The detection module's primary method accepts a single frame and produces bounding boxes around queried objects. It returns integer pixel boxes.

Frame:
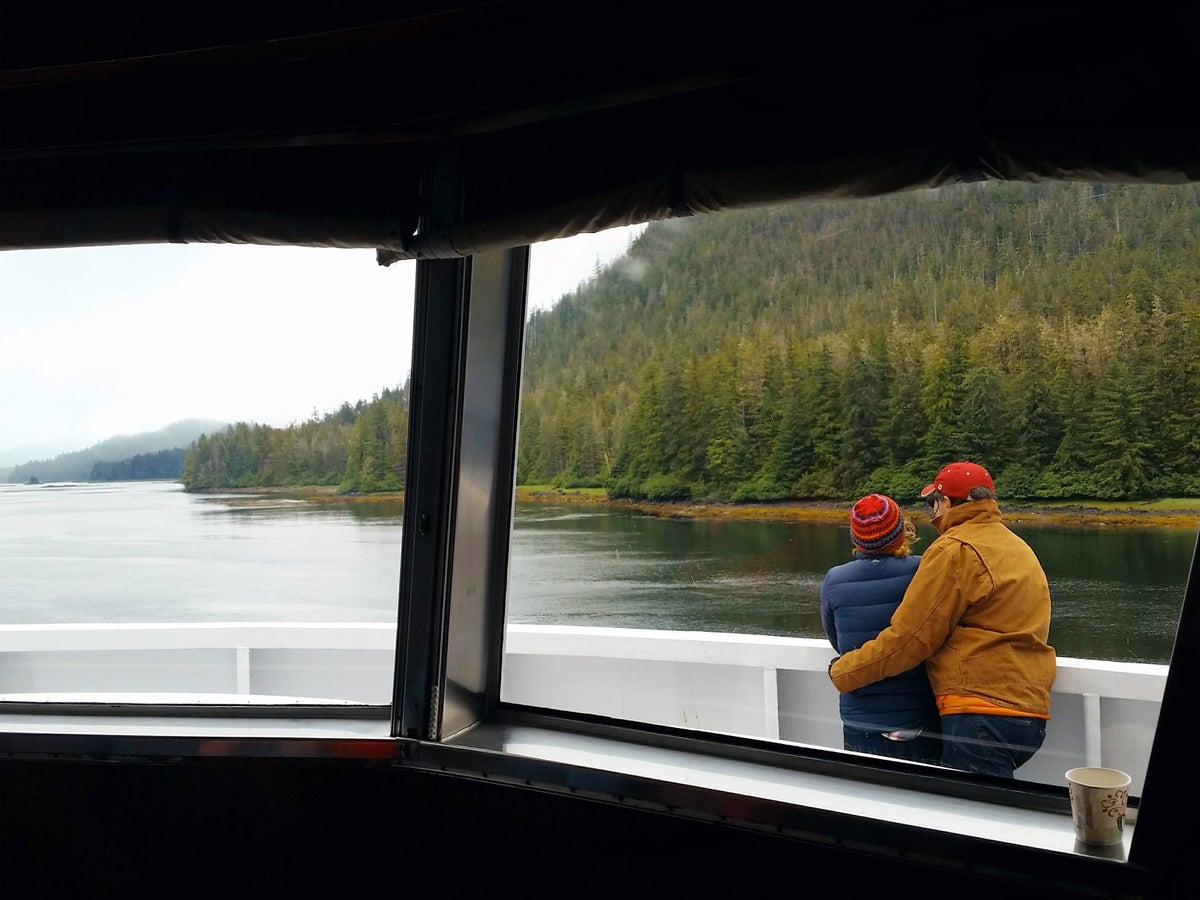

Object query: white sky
[0,225,645,464]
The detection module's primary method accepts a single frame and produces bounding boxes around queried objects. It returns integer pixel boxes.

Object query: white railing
[0,623,1166,794]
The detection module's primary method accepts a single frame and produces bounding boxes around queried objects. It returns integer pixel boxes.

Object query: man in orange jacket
[828,461,1056,778]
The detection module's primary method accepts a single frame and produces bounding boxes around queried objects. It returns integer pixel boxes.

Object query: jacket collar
[934,497,1003,535]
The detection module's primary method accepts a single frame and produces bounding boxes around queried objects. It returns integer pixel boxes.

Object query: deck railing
[0,622,1166,793]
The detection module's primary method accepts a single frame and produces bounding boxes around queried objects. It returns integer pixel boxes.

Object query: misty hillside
[516,180,1200,502]
[28,180,1197,502]
[4,418,229,484]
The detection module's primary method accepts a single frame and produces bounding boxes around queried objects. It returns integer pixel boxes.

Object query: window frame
[0,228,1192,891]
[405,237,1191,883]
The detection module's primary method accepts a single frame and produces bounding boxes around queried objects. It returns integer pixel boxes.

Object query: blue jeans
[939,713,1047,778]
[843,728,942,765]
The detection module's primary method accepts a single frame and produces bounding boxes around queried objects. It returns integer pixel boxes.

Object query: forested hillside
[90,448,189,482]
[180,386,409,493]
[517,181,1200,502]
[6,419,227,484]
[173,181,1200,502]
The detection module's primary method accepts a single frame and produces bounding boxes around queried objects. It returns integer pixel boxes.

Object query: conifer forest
[185,181,1200,502]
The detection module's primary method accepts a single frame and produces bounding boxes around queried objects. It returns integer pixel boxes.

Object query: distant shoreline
[515,489,1200,530]
[193,484,1200,530]
[516,489,1200,532]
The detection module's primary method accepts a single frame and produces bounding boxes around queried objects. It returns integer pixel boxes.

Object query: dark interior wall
[1,8,1194,898]
[1,757,812,890]
[0,757,1165,896]
[6,6,1199,255]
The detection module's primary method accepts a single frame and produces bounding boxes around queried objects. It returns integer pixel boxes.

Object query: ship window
[504,182,1196,803]
[0,181,1195,880]
[0,243,413,708]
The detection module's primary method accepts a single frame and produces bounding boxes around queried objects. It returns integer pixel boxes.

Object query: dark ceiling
[3,3,1198,258]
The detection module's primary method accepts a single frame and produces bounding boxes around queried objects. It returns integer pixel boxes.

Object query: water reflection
[507,504,1189,664]
[0,482,1186,663]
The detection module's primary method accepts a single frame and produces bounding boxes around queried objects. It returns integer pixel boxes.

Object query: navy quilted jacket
[820,553,939,733]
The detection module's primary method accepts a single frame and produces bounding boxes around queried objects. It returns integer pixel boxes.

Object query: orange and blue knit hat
[850,493,905,555]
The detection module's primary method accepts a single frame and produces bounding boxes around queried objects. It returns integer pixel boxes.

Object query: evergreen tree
[836,353,888,494]
[1087,358,1154,498]
[918,341,970,467]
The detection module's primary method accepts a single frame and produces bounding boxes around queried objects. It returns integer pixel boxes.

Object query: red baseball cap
[920,461,995,500]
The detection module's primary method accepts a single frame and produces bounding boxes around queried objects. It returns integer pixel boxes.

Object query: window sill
[0,707,1143,888]
[423,719,1145,892]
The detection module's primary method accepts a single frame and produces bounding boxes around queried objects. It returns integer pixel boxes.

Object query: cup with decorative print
[1066,766,1131,847]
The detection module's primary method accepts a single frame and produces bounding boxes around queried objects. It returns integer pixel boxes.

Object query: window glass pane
[504,184,1197,797]
[0,244,414,705]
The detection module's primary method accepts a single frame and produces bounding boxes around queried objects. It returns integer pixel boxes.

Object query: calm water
[510,504,1192,665]
[0,482,1190,664]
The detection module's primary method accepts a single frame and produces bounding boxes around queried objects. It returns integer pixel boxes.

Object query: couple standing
[821,461,1057,779]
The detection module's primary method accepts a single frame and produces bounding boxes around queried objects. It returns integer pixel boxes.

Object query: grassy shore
[514,486,1200,530]
[194,484,1200,529]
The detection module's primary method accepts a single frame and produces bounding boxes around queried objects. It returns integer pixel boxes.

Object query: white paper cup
[1066,766,1131,846]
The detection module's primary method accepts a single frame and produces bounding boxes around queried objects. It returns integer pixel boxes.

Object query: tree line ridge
[11,181,1198,504]
[518,181,1200,502]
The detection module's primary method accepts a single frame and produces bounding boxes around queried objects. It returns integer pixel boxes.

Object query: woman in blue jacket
[820,493,940,764]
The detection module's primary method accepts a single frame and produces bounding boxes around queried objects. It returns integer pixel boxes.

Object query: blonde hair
[891,518,920,557]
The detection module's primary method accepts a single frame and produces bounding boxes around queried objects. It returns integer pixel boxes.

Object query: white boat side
[0,622,1165,795]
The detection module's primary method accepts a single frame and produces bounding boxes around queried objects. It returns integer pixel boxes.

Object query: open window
[0,243,414,710]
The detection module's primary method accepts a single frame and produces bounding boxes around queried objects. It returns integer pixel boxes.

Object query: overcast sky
[0,225,645,464]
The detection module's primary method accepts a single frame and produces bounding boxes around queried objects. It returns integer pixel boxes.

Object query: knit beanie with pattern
[850,493,905,555]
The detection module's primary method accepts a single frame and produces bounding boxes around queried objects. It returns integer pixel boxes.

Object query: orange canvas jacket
[828,499,1056,717]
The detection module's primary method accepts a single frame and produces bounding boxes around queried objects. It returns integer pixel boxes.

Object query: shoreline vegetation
[197,484,1200,530]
